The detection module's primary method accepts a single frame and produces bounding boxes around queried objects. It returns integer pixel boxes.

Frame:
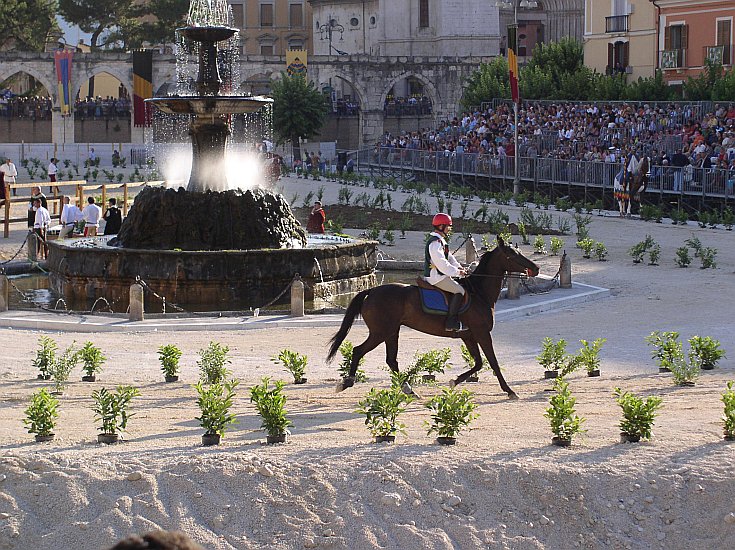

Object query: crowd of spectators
[374,101,735,193]
[333,98,360,116]
[384,95,432,117]
[74,96,131,120]
[0,96,53,120]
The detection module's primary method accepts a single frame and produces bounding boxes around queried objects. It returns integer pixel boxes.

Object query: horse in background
[614,154,649,218]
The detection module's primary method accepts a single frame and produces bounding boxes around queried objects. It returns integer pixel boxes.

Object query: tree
[461,57,510,108]
[271,74,329,162]
[525,37,584,92]
[59,0,136,50]
[138,0,190,51]
[712,67,735,101]
[0,0,57,52]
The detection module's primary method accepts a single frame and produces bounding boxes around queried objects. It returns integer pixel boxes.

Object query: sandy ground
[1,176,735,549]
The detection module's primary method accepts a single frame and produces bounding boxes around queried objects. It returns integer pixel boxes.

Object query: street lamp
[497,0,537,195]
[318,18,348,56]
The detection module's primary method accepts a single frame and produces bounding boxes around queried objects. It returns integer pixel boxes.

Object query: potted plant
[33,336,57,380]
[338,341,368,383]
[23,388,60,442]
[645,331,682,373]
[614,388,663,443]
[198,341,231,384]
[576,338,606,377]
[537,337,570,379]
[460,343,489,383]
[544,378,585,446]
[661,345,700,387]
[195,379,239,446]
[271,349,308,384]
[410,348,451,383]
[91,385,140,444]
[722,381,735,442]
[688,336,726,370]
[356,385,414,443]
[79,341,105,382]
[250,377,292,444]
[48,344,79,395]
[425,387,479,445]
[158,344,183,382]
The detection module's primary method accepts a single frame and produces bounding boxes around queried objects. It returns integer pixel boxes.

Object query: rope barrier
[134,276,186,312]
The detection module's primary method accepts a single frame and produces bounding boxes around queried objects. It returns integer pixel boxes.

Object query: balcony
[605,15,629,33]
[661,49,686,69]
[704,45,732,66]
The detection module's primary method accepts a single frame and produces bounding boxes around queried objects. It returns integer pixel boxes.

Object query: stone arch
[74,65,133,102]
[331,74,367,111]
[0,64,58,107]
[379,71,440,114]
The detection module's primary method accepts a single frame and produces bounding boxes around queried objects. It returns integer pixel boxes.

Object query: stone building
[227,0,313,55]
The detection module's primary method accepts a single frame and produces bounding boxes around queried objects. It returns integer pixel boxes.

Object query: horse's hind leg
[384,331,417,397]
[335,332,385,393]
[477,332,518,400]
[451,337,484,387]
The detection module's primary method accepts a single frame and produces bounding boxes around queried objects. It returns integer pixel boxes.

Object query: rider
[424,213,467,332]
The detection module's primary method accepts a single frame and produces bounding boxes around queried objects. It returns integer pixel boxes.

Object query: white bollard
[507,275,520,299]
[27,231,38,262]
[0,275,8,312]
[129,283,144,321]
[290,277,305,317]
[559,252,572,288]
[465,235,477,265]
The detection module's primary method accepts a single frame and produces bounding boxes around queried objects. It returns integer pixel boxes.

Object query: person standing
[671,147,689,193]
[59,196,83,239]
[47,158,58,193]
[102,197,122,235]
[306,201,326,233]
[32,198,51,259]
[0,158,18,197]
[82,196,102,236]
[27,186,47,228]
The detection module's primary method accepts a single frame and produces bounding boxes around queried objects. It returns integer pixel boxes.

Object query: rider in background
[424,213,467,332]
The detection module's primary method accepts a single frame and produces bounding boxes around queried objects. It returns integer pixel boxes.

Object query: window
[288,39,304,50]
[664,24,688,68]
[289,4,303,28]
[419,0,429,28]
[260,3,274,27]
[350,17,359,27]
[231,3,244,29]
[607,41,629,73]
[717,19,732,65]
[260,44,274,55]
[612,0,626,16]
[370,16,376,25]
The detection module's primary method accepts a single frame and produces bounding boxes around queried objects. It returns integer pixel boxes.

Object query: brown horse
[327,238,540,399]
[617,155,650,218]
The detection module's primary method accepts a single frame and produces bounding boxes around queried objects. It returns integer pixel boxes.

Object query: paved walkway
[0,281,608,333]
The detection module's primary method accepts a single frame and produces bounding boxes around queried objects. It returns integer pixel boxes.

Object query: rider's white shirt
[425,231,462,285]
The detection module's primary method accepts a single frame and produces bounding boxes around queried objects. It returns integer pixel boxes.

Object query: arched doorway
[74,71,132,142]
[0,71,53,142]
[382,74,436,139]
[320,75,364,150]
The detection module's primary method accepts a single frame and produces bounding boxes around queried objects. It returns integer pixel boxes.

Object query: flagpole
[514,100,520,195]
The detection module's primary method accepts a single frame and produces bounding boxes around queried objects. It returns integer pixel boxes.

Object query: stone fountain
[46,0,376,311]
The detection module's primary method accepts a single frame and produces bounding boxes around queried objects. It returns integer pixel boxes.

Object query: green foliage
[91,385,140,434]
[683,60,723,101]
[537,337,568,372]
[550,236,564,256]
[594,242,607,261]
[614,388,663,440]
[33,336,57,376]
[198,341,231,384]
[425,387,479,439]
[688,336,726,369]
[525,38,585,96]
[23,389,59,437]
[577,238,595,258]
[545,378,585,442]
[460,343,489,370]
[675,246,691,268]
[410,348,452,377]
[685,235,703,256]
[48,344,80,393]
[338,341,368,382]
[662,347,700,386]
[79,342,105,377]
[533,235,546,254]
[0,0,57,51]
[576,338,606,374]
[158,344,182,377]
[572,213,592,239]
[271,349,308,382]
[623,70,673,101]
[195,379,239,437]
[517,222,529,245]
[629,235,656,263]
[461,56,510,107]
[645,331,682,370]
[272,74,329,154]
[722,381,735,438]
[248,377,291,437]
[699,247,717,269]
[356,386,414,438]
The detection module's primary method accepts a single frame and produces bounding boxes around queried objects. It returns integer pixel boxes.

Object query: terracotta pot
[35,434,55,442]
[98,433,119,444]
[551,437,571,447]
[374,435,396,443]
[587,369,601,377]
[37,374,51,380]
[81,375,96,382]
[294,378,307,385]
[620,433,641,443]
[267,434,288,444]
[201,433,220,446]
[422,374,436,383]
[437,436,457,446]
[164,375,179,383]
[544,370,559,379]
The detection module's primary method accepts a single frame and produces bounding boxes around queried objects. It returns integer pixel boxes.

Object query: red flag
[508,48,520,105]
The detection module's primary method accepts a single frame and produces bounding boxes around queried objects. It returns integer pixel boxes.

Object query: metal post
[129,283,144,321]
[514,100,520,196]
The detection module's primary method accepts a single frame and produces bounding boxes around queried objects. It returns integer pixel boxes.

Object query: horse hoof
[335,377,355,393]
[401,382,419,398]
[448,379,457,388]
[508,392,519,401]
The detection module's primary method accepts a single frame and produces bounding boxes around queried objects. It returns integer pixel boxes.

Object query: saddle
[415,278,471,316]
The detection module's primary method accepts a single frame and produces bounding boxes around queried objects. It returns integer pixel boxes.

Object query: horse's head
[491,236,540,277]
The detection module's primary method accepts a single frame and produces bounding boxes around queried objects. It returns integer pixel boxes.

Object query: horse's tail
[327,288,371,362]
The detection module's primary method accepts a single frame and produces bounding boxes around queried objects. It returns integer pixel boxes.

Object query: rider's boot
[445,293,464,332]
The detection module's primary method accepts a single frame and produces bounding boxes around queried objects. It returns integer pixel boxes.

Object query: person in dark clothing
[27,186,47,228]
[103,197,123,235]
[671,148,689,192]
[306,201,326,233]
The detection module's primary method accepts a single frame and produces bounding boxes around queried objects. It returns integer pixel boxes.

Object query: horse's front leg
[477,332,518,400]
[384,331,417,397]
[451,337,484,387]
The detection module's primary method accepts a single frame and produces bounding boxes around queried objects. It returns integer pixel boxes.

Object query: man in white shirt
[82,196,102,237]
[33,198,51,259]
[59,196,83,239]
[0,158,18,197]
[47,158,58,194]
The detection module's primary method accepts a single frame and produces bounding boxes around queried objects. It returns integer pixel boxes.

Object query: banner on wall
[54,50,73,116]
[133,50,153,127]
[286,50,308,77]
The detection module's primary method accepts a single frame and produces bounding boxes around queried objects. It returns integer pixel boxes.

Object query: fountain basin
[47,237,377,312]
[147,96,272,115]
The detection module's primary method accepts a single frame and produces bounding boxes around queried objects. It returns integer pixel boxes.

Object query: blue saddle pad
[419,288,471,316]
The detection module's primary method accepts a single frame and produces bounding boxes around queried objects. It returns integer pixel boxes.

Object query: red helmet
[432,213,453,227]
